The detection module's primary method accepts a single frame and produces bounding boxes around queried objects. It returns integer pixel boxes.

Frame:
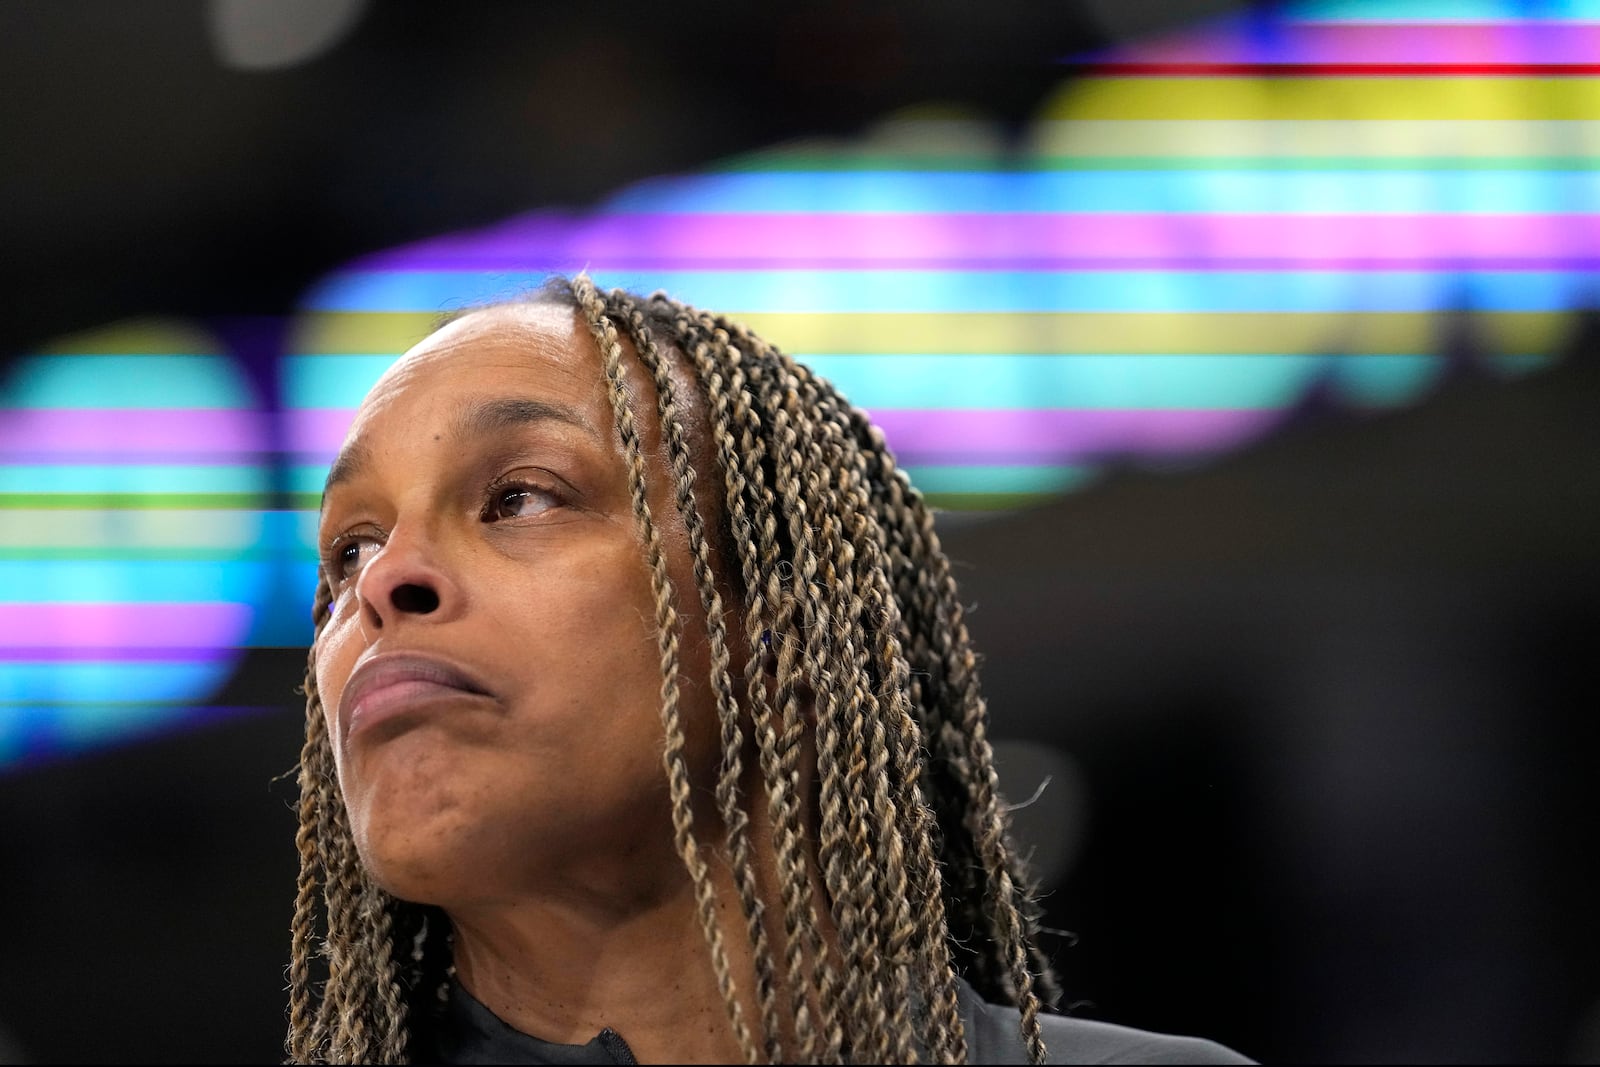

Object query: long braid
[854,414,1058,1059]
[914,494,1062,1023]
[679,304,893,1061]
[321,729,375,1061]
[288,584,333,1063]
[288,577,419,1065]
[789,365,912,1064]
[608,288,783,1064]
[367,891,409,1062]
[571,275,761,1065]
[665,301,841,1063]
[688,304,972,1063]
[799,372,967,1065]
[755,352,881,1058]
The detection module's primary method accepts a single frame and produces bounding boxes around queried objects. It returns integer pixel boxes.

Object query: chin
[353,809,484,907]
[343,765,492,905]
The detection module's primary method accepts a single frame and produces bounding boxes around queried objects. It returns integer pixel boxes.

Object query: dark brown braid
[285,275,1058,1063]
[849,407,1063,1026]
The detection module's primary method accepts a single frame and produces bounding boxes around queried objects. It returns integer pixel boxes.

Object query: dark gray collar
[418,980,637,1065]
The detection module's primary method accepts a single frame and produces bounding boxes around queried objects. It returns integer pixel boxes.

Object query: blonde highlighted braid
[285,275,1058,1064]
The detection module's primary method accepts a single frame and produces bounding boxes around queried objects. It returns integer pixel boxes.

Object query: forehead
[364,301,596,408]
[321,302,608,497]
[329,298,713,483]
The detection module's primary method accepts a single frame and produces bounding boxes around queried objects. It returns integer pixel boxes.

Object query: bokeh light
[9,0,1598,763]
[0,320,269,766]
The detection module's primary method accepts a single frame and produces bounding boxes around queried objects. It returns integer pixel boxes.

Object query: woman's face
[313,301,729,907]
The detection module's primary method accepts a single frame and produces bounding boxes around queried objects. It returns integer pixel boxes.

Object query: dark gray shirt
[418,978,1257,1065]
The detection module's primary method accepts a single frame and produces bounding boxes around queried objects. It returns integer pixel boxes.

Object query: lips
[338,651,494,739]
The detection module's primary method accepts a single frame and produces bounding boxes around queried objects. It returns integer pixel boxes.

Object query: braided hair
[286,274,1060,1064]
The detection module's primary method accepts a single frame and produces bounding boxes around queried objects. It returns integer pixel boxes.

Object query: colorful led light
[0,321,269,766]
[12,0,1596,767]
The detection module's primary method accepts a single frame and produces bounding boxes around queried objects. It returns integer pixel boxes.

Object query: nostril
[391,583,440,615]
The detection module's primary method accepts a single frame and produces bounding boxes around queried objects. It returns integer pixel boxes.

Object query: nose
[353,527,459,630]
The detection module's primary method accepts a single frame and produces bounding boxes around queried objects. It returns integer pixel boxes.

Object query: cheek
[496,547,708,780]
[311,620,361,770]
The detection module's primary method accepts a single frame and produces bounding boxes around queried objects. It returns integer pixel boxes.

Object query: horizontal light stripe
[349,213,1600,270]
[284,487,1068,522]
[284,354,397,408]
[31,319,224,357]
[742,311,1565,355]
[1037,77,1600,121]
[921,491,1063,511]
[869,408,1282,464]
[0,509,268,550]
[1,355,256,409]
[281,462,1097,504]
[1026,120,1600,162]
[301,268,1600,315]
[288,464,331,499]
[0,661,236,703]
[286,352,1437,413]
[293,509,320,550]
[1286,0,1600,21]
[299,271,547,314]
[723,151,1599,172]
[0,546,282,562]
[286,406,1279,465]
[902,464,1096,495]
[0,464,270,496]
[0,561,270,603]
[730,155,1012,172]
[0,493,273,510]
[808,353,1456,410]
[0,645,235,663]
[1078,64,1600,78]
[594,170,1600,215]
[1088,21,1600,66]
[289,310,1567,358]
[0,602,253,647]
[0,410,267,458]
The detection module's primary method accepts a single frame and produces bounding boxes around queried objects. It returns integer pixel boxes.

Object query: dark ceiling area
[0,0,1174,364]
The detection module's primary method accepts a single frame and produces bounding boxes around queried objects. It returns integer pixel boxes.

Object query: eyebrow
[320,395,602,505]
[454,395,601,448]
[322,441,370,502]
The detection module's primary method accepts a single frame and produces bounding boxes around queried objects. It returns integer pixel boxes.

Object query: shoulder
[957,983,1257,1066]
[1027,1013,1257,1066]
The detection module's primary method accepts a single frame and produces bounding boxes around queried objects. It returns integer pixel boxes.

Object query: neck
[444,813,830,1064]
[449,874,749,1064]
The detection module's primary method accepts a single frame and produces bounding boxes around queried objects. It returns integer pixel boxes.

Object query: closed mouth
[338,652,493,738]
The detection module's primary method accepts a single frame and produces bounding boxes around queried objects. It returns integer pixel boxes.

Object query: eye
[482,479,562,523]
[322,532,382,586]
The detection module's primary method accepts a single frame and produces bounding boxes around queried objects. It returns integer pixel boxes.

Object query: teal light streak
[0,561,272,603]
[1285,0,1600,20]
[290,352,1379,413]
[0,661,235,704]
[299,268,1597,315]
[596,170,1600,215]
[903,464,1096,495]
[1,355,256,409]
[0,465,271,495]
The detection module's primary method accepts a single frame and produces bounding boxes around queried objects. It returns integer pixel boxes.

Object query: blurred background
[2,0,1597,1062]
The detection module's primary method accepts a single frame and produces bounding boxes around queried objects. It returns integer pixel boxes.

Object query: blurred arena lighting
[0,320,269,766]
[205,0,371,71]
[5,0,1597,768]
